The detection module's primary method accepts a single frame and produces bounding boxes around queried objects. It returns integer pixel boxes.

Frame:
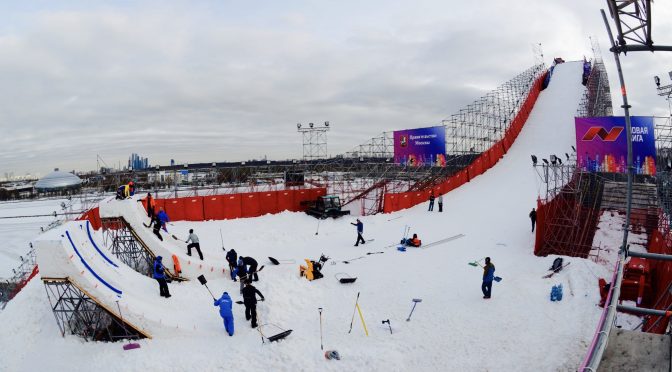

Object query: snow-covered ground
[0,199,71,279]
[0,62,620,371]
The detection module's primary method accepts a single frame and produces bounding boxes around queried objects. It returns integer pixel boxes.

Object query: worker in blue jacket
[153,256,171,298]
[157,208,170,232]
[351,219,365,246]
[214,292,234,336]
[481,257,495,299]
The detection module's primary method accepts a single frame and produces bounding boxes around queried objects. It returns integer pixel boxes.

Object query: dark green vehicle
[305,195,351,219]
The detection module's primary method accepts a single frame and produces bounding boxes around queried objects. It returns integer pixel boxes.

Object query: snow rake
[406,298,422,321]
[334,272,357,284]
[342,251,384,264]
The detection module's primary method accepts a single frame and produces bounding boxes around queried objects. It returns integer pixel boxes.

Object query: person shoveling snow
[214,292,234,336]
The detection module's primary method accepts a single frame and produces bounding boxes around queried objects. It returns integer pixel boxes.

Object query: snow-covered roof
[35,170,82,191]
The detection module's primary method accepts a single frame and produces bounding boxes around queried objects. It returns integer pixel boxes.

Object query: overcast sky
[1,1,671,178]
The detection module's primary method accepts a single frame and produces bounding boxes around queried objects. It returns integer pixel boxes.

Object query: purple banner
[393,126,446,167]
[575,116,656,175]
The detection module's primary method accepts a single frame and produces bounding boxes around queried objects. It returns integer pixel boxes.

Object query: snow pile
[0,61,614,371]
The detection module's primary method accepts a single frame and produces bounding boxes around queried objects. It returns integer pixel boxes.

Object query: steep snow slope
[0,61,611,372]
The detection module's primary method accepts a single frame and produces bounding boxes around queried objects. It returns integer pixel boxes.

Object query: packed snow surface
[0,62,616,371]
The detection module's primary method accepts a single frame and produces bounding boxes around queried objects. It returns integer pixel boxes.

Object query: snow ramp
[99,198,230,280]
[35,220,222,339]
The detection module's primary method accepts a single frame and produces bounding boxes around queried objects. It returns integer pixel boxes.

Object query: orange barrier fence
[383,72,547,213]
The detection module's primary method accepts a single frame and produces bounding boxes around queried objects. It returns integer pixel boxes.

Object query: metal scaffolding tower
[100,218,153,277]
[43,279,145,341]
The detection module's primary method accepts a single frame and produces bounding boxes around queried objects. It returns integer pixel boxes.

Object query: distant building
[129,153,150,170]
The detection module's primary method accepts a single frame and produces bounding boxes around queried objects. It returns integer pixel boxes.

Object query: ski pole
[319,307,324,350]
[348,292,360,333]
[316,219,321,236]
[220,228,225,251]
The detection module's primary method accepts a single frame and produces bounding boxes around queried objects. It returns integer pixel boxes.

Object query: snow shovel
[268,257,296,265]
[116,301,140,350]
[406,298,422,321]
[259,323,293,343]
[468,257,485,267]
[197,275,216,300]
[334,272,357,284]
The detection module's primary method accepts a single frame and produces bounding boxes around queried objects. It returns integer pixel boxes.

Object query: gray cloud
[0,1,671,177]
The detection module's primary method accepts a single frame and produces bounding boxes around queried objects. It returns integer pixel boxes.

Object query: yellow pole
[356,303,369,336]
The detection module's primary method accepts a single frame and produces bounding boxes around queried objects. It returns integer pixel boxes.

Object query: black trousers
[482,281,492,298]
[438,202,443,212]
[153,228,163,241]
[531,219,536,232]
[147,206,154,218]
[428,201,434,211]
[245,302,258,327]
[355,233,365,246]
[187,243,203,260]
[156,278,170,297]
[249,264,259,281]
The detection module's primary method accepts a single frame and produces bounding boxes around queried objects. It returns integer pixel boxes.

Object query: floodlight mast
[297,121,331,161]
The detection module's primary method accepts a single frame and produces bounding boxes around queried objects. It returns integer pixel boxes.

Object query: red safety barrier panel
[222,194,242,219]
[277,190,294,212]
[397,192,412,210]
[259,191,279,215]
[163,198,187,221]
[203,196,226,220]
[241,192,262,218]
[78,207,102,230]
[411,191,428,207]
[309,188,327,201]
[183,197,204,221]
[293,189,312,212]
[154,198,166,214]
[432,184,443,196]
[383,194,399,213]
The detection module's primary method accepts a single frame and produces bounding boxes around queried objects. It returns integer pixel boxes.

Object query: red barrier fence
[79,207,102,230]
[643,227,672,333]
[151,187,326,222]
[382,72,547,213]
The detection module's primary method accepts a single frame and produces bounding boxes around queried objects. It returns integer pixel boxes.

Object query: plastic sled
[334,272,357,284]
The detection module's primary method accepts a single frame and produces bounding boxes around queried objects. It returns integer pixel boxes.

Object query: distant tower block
[297,121,330,161]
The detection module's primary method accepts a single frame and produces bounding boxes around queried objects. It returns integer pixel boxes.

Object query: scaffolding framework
[43,279,144,341]
[576,57,614,118]
[298,123,330,161]
[100,218,153,277]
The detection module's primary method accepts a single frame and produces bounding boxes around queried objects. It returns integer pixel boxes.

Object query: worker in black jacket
[226,249,238,281]
[242,280,265,328]
[241,256,259,282]
[529,208,537,232]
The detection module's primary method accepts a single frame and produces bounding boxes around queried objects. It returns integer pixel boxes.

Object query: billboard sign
[575,116,656,175]
[393,126,446,167]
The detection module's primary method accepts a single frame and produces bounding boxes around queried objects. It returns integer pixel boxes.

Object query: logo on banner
[399,135,408,148]
[581,126,624,142]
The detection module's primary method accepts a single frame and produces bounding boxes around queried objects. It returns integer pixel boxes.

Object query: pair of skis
[542,262,571,278]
